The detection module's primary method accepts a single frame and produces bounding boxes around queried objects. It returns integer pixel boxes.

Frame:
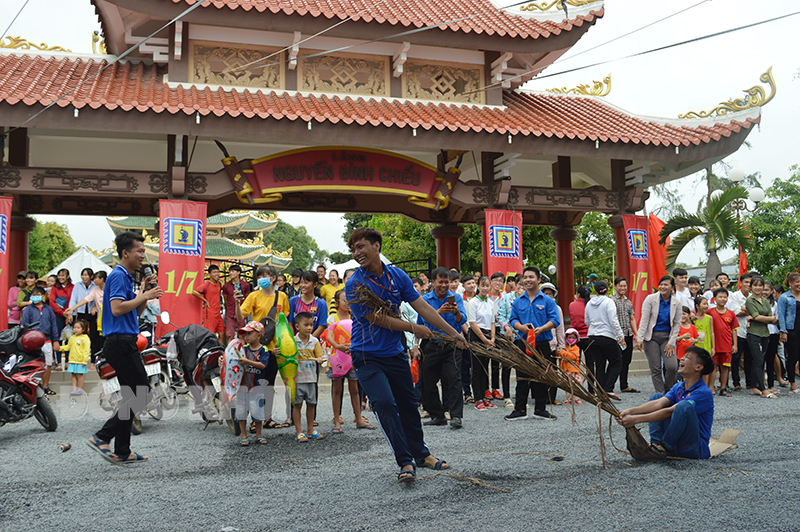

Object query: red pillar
[549,226,578,317]
[8,215,36,289]
[608,215,630,283]
[430,224,464,270]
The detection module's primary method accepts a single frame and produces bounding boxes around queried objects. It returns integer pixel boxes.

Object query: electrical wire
[469,7,800,97]
[2,0,206,138]
[1,0,30,43]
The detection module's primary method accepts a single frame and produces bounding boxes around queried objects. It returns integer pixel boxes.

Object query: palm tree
[658,187,750,285]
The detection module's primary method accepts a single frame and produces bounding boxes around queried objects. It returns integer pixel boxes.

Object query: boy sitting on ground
[294,312,325,442]
[618,346,714,459]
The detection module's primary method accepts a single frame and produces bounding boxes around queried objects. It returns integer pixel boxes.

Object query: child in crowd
[460,274,476,301]
[468,276,496,411]
[236,321,269,446]
[288,271,328,339]
[676,306,699,360]
[708,288,738,396]
[294,312,325,442]
[693,296,715,369]
[60,319,90,395]
[327,290,374,433]
[687,276,702,312]
[559,328,583,405]
[449,270,461,294]
[20,286,60,395]
[703,279,721,302]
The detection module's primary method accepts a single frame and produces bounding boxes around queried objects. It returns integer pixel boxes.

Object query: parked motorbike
[0,324,58,431]
[95,333,177,434]
[160,312,238,435]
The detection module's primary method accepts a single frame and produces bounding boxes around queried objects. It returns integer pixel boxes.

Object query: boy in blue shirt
[618,346,715,459]
[417,267,467,428]
[346,228,467,482]
[506,267,560,421]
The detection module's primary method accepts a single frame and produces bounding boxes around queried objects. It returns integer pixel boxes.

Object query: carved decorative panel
[191,41,283,89]
[403,61,484,104]
[299,52,388,96]
[0,168,21,188]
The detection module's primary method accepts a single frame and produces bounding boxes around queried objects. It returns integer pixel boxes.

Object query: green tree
[341,214,373,243]
[367,214,436,266]
[327,251,352,265]
[267,220,327,272]
[28,220,78,274]
[745,167,800,285]
[659,186,750,283]
[572,212,614,286]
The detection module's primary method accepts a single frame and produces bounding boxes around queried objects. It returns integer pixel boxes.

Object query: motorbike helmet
[136,334,148,352]
[20,330,46,352]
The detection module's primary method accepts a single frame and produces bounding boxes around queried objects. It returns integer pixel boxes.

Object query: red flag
[157,200,207,336]
[738,246,748,279]
[622,215,651,318]
[648,213,669,285]
[0,197,11,329]
[484,209,523,284]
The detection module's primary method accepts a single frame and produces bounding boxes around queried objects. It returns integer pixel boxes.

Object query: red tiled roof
[0,53,758,147]
[171,0,603,39]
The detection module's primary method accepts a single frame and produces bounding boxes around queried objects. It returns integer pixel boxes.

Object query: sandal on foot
[762,393,779,399]
[356,423,376,430]
[280,420,292,428]
[296,433,309,442]
[308,431,324,440]
[398,467,416,483]
[332,427,344,434]
[44,387,56,396]
[621,387,640,393]
[464,395,474,404]
[417,457,449,470]
[249,421,257,433]
[239,438,249,447]
[87,437,118,465]
[118,452,148,464]
[650,443,668,458]
[720,389,732,397]
[255,437,268,444]
[264,419,279,429]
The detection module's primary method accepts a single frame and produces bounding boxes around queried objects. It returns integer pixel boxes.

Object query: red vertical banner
[622,215,651,318]
[0,197,11,329]
[648,213,669,285]
[157,200,207,335]
[484,209,523,282]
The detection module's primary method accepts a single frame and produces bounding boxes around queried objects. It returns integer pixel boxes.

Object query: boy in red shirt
[708,288,739,396]
[193,264,224,341]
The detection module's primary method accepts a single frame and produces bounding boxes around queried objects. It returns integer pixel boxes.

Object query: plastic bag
[410,357,419,384]
[166,336,178,360]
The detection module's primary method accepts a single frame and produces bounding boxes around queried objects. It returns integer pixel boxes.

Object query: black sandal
[264,419,279,429]
[44,387,56,396]
[397,466,416,483]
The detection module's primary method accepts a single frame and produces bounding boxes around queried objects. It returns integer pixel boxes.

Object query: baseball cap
[17,271,26,278]
[238,321,264,335]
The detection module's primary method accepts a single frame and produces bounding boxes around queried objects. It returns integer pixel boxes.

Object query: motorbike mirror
[160,311,171,325]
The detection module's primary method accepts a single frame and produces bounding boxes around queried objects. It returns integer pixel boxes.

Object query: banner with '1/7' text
[157,200,206,335]
[622,215,652,319]
[0,197,11,329]
[484,209,523,286]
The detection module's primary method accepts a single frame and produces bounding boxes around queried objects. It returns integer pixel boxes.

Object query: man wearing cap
[541,282,565,405]
[222,265,251,345]
[8,271,26,328]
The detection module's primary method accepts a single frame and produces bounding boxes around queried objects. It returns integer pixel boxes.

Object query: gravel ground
[1,374,799,532]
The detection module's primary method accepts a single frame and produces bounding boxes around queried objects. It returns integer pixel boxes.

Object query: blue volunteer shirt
[346,263,419,357]
[102,264,139,336]
[417,290,467,335]
[654,296,672,332]
[509,289,560,342]
[664,379,714,459]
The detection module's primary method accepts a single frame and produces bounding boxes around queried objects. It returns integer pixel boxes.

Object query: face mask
[258,278,271,290]
[30,296,43,304]
[566,337,578,345]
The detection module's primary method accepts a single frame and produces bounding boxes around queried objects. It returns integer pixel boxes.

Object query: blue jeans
[648,393,703,459]
[353,350,431,469]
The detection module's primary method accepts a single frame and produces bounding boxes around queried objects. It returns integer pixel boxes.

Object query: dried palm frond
[350,282,664,463]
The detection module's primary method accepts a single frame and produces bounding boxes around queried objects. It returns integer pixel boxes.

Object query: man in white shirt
[673,268,693,311]
[725,273,753,391]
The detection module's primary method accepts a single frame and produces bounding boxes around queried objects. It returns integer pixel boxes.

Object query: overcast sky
[3,0,797,265]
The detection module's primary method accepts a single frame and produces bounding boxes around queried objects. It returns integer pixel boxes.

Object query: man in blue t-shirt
[618,346,715,459]
[87,231,162,465]
[417,267,467,428]
[346,228,467,483]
